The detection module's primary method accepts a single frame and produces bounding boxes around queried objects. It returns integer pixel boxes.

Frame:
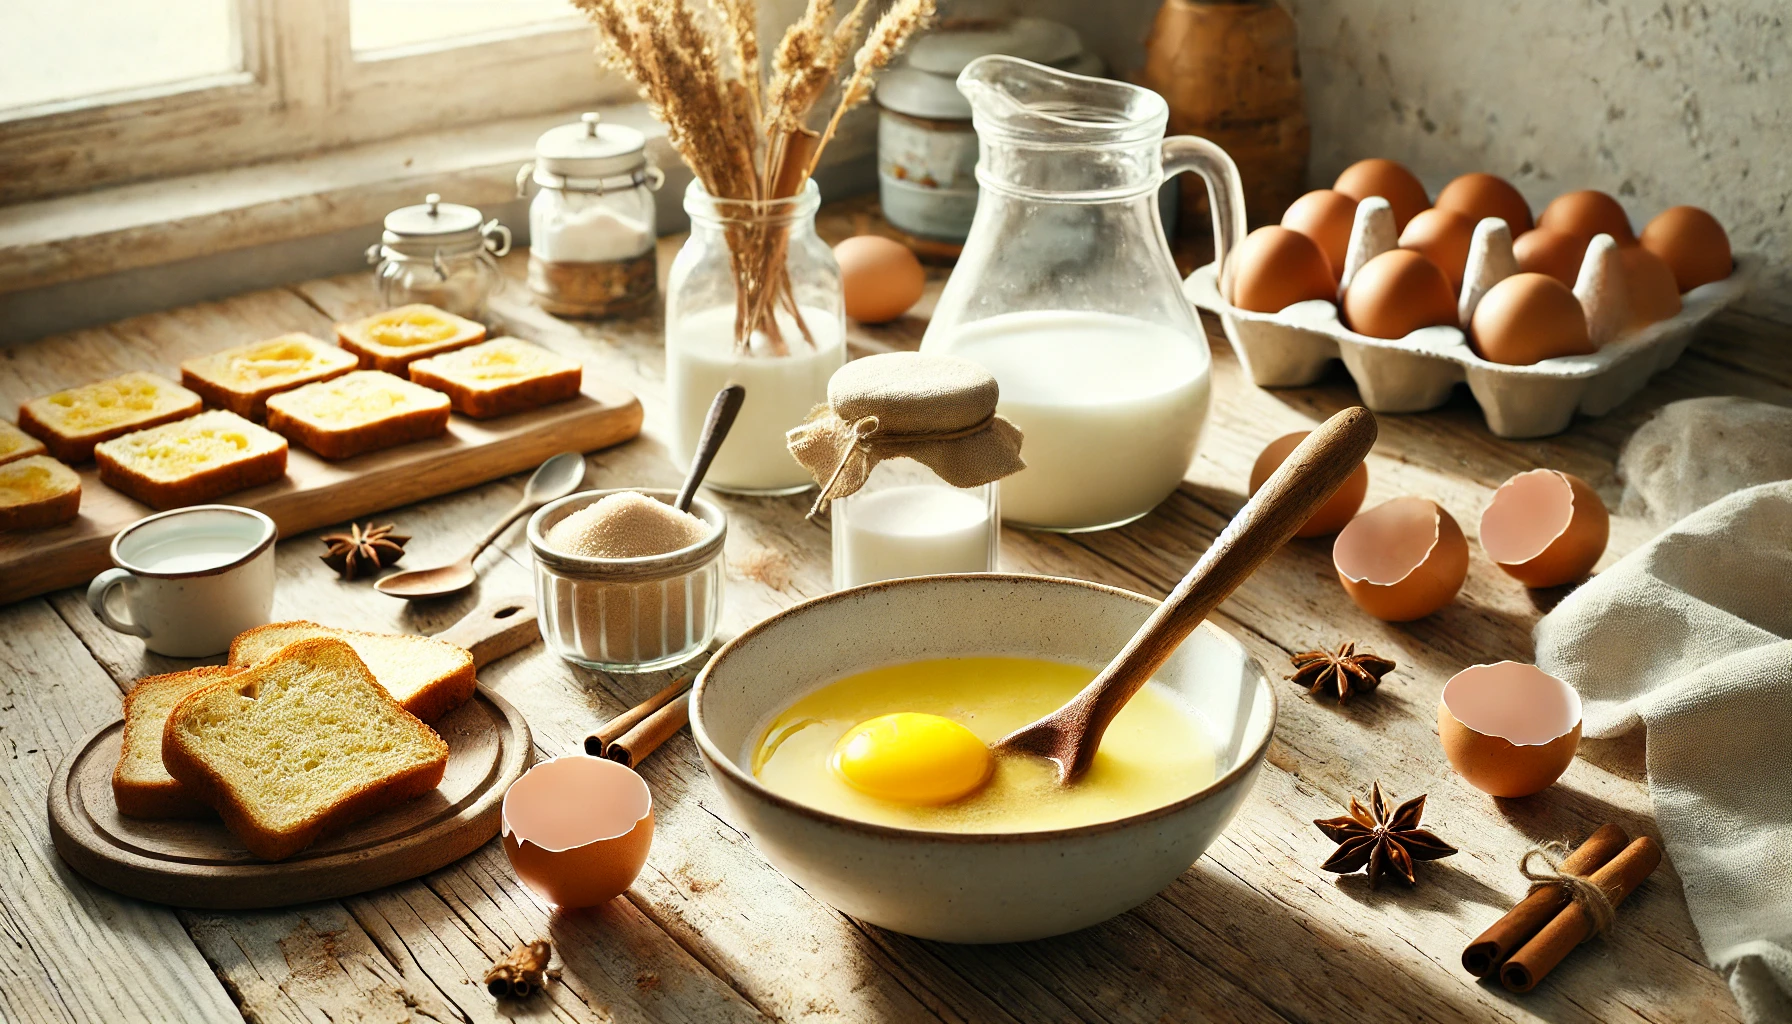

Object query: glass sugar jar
[521,112,663,318]
[367,193,511,319]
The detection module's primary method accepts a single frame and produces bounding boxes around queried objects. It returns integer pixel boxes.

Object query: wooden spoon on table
[999,405,1379,784]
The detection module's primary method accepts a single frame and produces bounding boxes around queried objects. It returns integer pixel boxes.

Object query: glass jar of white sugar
[521,112,662,318]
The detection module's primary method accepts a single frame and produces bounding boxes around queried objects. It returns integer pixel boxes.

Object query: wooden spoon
[997,406,1379,784]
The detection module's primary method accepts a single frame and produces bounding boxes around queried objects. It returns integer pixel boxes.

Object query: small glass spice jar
[367,193,511,319]
[520,112,663,318]
[528,488,726,672]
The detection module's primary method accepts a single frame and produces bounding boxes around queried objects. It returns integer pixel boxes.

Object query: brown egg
[1512,228,1590,287]
[1398,208,1476,293]
[1470,273,1593,365]
[834,235,926,324]
[1640,205,1732,292]
[1250,431,1369,537]
[1434,172,1534,234]
[1333,158,1430,231]
[1537,190,1634,245]
[1333,496,1469,621]
[1228,226,1337,313]
[1341,249,1457,339]
[1618,245,1683,328]
[1280,189,1358,284]
[1479,469,1609,587]
[1439,662,1582,797]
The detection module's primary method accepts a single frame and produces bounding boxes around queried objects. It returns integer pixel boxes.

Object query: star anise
[1287,641,1395,703]
[320,521,408,580]
[1315,782,1456,887]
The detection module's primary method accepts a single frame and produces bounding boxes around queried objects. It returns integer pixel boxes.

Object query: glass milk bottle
[833,461,998,589]
[665,180,845,495]
[920,55,1247,532]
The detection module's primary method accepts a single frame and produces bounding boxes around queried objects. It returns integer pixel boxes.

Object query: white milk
[834,484,995,588]
[668,305,845,494]
[934,310,1211,531]
[134,533,259,574]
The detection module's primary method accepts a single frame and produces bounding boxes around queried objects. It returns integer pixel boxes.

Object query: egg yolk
[830,713,992,805]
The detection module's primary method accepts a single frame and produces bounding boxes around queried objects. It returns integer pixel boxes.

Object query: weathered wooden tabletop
[3,195,1779,1024]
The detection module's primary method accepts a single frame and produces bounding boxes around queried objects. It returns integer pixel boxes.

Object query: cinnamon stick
[768,127,819,200]
[606,690,691,768]
[1461,823,1630,976]
[583,677,691,757]
[1500,835,1662,992]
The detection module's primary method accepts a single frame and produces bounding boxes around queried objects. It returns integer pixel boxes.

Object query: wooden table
[3,195,1778,1024]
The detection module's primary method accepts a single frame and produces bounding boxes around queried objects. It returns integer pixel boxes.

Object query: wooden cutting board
[47,596,541,909]
[0,379,642,604]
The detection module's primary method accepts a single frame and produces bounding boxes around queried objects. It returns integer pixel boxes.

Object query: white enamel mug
[86,505,277,657]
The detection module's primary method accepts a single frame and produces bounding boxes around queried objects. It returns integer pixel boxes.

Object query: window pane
[351,0,581,52]
[0,0,238,112]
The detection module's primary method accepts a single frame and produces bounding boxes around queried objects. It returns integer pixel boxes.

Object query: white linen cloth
[1534,481,1792,1023]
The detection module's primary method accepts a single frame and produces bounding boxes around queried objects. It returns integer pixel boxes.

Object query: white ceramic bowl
[691,574,1276,943]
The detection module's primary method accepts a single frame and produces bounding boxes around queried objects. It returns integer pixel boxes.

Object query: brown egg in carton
[1185,184,1755,438]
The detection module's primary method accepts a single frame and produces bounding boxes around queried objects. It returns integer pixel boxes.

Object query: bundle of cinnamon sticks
[584,676,693,768]
[1462,823,1662,991]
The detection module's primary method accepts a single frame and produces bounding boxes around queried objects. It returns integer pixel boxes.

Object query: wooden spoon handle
[433,593,540,668]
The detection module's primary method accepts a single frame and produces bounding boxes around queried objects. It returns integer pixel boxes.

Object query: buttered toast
[18,372,203,462]
[264,370,451,460]
[0,420,46,467]
[229,621,475,723]
[181,333,358,421]
[94,409,289,510]
[162,637,449,861]
[408,337,583,419]
[336,304,485,374]
[0,455,81,531]
[114,666,241,818]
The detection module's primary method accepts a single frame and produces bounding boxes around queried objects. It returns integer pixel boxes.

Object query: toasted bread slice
[229,621,475,723]
[18,372,203,463]
[0,455,81,531]
[181,333,358,421]
[264,370,451,460]
[0,420,46,467]
[114,666,242,818]
[336,304,486,374]
[163,637,449,861]
[94,410,289,510]
[408,338,583,419]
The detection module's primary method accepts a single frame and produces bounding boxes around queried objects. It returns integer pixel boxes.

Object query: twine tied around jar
[787,352,1025,518]
[1519,841,1618,936]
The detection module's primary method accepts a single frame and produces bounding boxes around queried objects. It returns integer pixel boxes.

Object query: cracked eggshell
[1439,662,1582,798]
[1479,469,1609,588]
[1250,431,1368,537]
[502,754,654,908]
[1333,496,1468,621]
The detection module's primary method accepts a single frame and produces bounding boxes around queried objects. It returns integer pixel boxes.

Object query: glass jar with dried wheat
[666,179,844,494]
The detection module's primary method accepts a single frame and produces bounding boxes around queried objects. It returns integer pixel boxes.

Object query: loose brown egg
[1280,189,1358,284]
[1618,245,1683,328]
[1640,205,1732,292]
[1479,469,1609,587]
[1228,226,1337,313]
[1398,208,1476,293]
[1434,172,1534,234]
[1250,431,1369,537]
[1341,249,1457,339]
[1470,273,1593,365]
[1439,662,1582,798]
[1537,190,1634,245]
[834,235,926,324]
[1333,158,1430,231]
[1333,496,1469,621]
[1513,228,1590,288]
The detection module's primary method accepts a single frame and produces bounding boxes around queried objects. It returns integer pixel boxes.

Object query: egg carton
[1182,197,1756,438]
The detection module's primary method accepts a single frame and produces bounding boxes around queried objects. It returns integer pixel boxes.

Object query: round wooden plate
[48,685,532,909]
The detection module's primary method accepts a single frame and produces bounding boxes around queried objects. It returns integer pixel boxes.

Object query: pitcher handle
[1162,136,1248,299]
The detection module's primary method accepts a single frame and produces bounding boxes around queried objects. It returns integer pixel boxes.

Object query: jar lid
[535,112,648,178]
[383,193,485,242]
[876,18,1084,120]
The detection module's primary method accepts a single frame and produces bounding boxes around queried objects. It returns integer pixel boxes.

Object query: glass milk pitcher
[920,55,1246,532]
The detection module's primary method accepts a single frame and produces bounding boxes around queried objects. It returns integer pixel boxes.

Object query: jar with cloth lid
[366,193,511,319]
[520,112,663,318]
[787,352,1025,590]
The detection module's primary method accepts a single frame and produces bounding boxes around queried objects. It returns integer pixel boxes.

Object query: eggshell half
[1479,469,1609,588]
[1334,496,1469,621]
[1439,662,1582,797]
[502,755,654,908]
[1250,431,1369,537]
